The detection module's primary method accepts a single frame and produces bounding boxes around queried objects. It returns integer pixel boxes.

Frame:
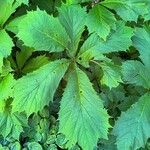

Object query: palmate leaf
[17,9,69,52]
[86,4,116,40]
[113,93,150,150]
[59,65,110,150]
[132,26,150,67]
[58,4,87,56]
[101,0,147,21]
[0,30,14,73]
[122,60,150,89]
[12,59,69,116]
[77,21,133,65]
[77,22,132,88]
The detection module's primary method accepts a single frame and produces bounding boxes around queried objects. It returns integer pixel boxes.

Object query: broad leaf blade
[101,0,147,21]
[0,111,27,139]
[122,60,150,89]
[13,59,69,115]
[98,21,133,53]
[86,4,116,40]
[77,21,133,68]
[0,74,15,101]
[77,33,108,68]
[58,4,87,56]
[17,9,69,52]
[132,26,150,67]
[113,93,150,150]
[0,30,14,72]
[59,65,110,150]
[0,0,28,26]
[101,62,122,89]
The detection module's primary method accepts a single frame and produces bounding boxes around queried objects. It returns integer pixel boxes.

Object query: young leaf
[132,26,150,67]
[86,4,116,40]
[59,65,110,150]
[101,0,147,21]
[113,93,150,150]
[58,4,87,56]
[17,9,69,52]
[122,60,150,89]
[12,59,69,116]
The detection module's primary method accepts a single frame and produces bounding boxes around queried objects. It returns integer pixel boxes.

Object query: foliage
[0,0,150,150]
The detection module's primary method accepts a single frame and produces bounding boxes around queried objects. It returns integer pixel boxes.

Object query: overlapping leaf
[0,0,28,26]
[13,59,69,115]
[101,0,147,21]
[77,21,133,65]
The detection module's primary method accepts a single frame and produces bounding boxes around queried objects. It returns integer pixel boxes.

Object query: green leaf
[66,0,93,5]
[59,65,110,150]
[22,55,49,73]
[27,142,42,150]
[30,0,61,14]
[0,98,27,139]
[0,74,15,101]
[6,15,26,34]
[86,4,116,40]
[98,21,133,53]
[101,0,147,21]
[12,59,69,115]
[100,62,122,89]
[132,26,150,67]
[17,9,69,52]
[77,22,133,67]
[58,4,87,56]
[0,0,28,26]
[113,93,150,150]
[0,30,14,72]
[77,33,109,68]
[0,112,27,139]
[9,141,21,150]
[16,47,33,70]
[122,60,150,89]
